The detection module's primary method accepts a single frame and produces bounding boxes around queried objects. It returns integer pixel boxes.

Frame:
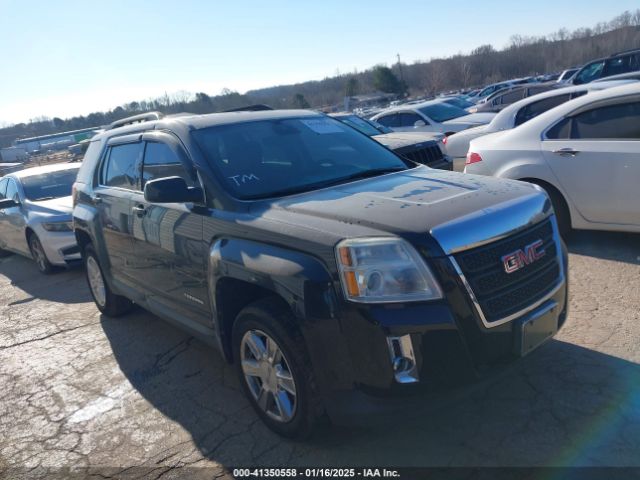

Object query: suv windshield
[21,168,79,201]
[418,103,468,122]
[192,116,409,199]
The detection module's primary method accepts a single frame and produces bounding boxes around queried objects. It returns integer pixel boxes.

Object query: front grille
[402,143,444,166]
[454,218,560,323]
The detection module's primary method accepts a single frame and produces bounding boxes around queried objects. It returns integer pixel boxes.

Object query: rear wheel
[29,234,55,274]
[526,181,571,239]
[84,244,132,316]
[232,298,324,438]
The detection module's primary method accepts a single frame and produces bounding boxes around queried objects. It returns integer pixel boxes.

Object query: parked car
[468,83,556,113]
[465,83,640,236]
[557,68,579,84]
[371,100,496,136]
[73,110,568,438]
[466,80,520,102]
[440,96,476,111]
[446,80,635,165]
[331,113,451,170]
[0,163,81,273]
[572,48,640,85]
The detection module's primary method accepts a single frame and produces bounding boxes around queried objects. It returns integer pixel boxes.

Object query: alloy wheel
[86,256,107,307]
[30,237,47,272]
[240,329,297,423]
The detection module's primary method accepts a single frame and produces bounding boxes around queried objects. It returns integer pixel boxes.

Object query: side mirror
[414,120,426,127]
[0,198,18,210]
[144,177,204,204]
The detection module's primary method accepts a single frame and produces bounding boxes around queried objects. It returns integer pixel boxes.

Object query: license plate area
[514,300,558,356]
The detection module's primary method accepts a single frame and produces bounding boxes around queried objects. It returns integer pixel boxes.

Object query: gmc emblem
[501,239,546,274]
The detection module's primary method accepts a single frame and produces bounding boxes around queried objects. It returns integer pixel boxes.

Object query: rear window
[418,103,467,122]
[22,168,80,201]
[571,102,640,139]
[514,94,571,127]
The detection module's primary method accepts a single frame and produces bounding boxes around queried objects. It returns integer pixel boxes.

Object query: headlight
[41,221,73,232]
[335,237,443,303]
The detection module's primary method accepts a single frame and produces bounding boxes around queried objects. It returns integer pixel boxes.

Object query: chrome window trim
[449,214,566,329]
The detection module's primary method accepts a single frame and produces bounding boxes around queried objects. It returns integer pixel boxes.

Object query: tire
[28,233,55,274]
[83,244,132,317]
[232,297,324,438]
[526,181,571,239]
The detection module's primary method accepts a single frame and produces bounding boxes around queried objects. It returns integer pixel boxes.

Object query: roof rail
[610,47,640,57]
[108,112,164,130]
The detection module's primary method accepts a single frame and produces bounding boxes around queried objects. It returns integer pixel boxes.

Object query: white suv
[464,83,640,236]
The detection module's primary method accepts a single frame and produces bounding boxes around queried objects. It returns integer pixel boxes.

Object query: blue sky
[0,0,637,124]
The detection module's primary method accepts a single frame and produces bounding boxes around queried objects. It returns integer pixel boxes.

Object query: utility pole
[396,53,405,83]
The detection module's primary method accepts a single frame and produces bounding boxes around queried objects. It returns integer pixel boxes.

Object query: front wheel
[84,244,132,316]
[232,298,324,438]
[29,233,55,274]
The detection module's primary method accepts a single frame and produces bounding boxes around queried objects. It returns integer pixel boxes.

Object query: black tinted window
[142,142,193,188]
[571,102,640,139]
[515,94,571,126]
[604,55,634,76]
[376,114,399,127]
[399,113,425,127]
[546,118,571,139]
[21,168,79,201]
[102,143,142,189]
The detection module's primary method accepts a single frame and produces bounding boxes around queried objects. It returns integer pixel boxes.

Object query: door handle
[552,148,580,157]
[132,205,147,217]
[90,194,102,204]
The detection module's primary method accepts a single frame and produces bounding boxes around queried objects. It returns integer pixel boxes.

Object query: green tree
[372,65,405,94]
[292,93,310,108]
[345,77,359,97]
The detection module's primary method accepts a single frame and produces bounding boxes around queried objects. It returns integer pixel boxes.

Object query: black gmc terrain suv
[73,110,568,437]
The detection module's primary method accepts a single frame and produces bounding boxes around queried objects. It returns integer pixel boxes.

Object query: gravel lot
[1,230,639,478]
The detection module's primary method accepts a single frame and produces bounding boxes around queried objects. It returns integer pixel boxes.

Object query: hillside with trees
[1,10,639,148]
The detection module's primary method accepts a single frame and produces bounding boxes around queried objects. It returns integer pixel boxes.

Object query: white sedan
[370,100,496,136]
[0,163,81,273]
[446,80,636,169]
[464,83,640,236]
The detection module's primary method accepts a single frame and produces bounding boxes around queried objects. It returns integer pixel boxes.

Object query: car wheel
[28,234,55,274]
[84,244,132,316]
[232,297,325,438]
[534,184,571,239]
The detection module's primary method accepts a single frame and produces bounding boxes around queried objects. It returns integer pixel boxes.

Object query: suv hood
[26,196,73,216]
[252,167,544,249]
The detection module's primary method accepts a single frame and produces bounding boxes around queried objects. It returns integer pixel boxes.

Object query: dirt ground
[0,230,639,479]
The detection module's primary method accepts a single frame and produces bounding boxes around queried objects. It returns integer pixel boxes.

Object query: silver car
[0,163,81,273]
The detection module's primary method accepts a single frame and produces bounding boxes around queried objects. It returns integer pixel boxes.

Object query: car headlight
[335,237,443,303]
[41,221,73,232]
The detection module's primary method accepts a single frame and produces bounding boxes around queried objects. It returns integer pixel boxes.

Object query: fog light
[387,335,419,384]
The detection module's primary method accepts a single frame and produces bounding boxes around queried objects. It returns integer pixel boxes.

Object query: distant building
[14,127,100,153]
[0,146,28,162]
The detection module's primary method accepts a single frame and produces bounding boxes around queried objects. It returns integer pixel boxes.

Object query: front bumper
[34,227,81,266]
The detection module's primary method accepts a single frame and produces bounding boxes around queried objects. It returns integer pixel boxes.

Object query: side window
[545,118,571,140]
[515,94,571,127]
[101,142,143,190]
[399,112,426,127]
[571,102,640,139]
[376,114,400,128]
[501,90,525,104]
[574,61,605,84]
[0,179,8,199]
[142,142,194,188]
[5,179,19,202]
[604,56,633,77]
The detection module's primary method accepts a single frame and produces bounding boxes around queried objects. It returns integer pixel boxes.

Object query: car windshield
[192,116,409,200]
[21,168,79,201]
[418,103,468,123]
[444,97,474,109]
[336,115,385,136]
